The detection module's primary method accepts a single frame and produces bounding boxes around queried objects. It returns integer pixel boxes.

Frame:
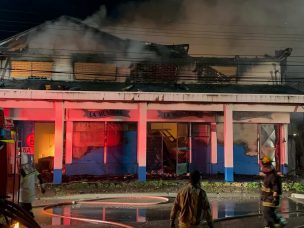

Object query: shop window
[11,61,53,79]
[72,122,105,159]
[234,123,260,175]
[131,63,177,83]
[234,123,258,156]
[74,62,117,81]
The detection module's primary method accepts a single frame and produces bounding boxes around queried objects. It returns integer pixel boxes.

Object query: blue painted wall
[122,130,137,174]
[233,144,259,175]
[191,137,209,173]
[211,143,259,175]
[211,144,224,174]
[66,147,105,176]
[66,130,137,176]
[106,130,137,175]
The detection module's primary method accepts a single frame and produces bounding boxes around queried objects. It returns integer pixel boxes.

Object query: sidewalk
[290,193,304,205]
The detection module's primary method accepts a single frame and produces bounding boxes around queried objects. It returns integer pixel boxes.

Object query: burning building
[0,16,302,184]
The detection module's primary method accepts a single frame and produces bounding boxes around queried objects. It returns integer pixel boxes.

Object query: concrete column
[65,121,73,165]
[210,123,217,174]
[3,108,10,119]
[280,124,288,174]
[211,201,218,220]
[224,104,234,182]
[52,208,62,225]
[136,208,146,222]
[104,122,108,165]
[189,123,192,171]
[102,208,106,221]
[137,103,147,181]
[63,206,71,225]
[54,102,64,184]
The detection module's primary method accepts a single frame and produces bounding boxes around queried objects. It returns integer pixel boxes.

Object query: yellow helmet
[261,155,272,165]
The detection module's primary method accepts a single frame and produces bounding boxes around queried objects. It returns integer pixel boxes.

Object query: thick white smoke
[82,0,304,82]
[20,0,304,82]
[83,1,303,55]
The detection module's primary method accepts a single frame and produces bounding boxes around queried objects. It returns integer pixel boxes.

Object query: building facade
[0,17,303,184]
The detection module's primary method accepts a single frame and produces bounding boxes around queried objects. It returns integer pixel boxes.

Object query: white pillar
[189,123,192,164]
[224,104,233,182]
[104,122,108,165]
[137,103,147,181]
[280,124,288,174]
[54,102,64,184]
[210,123,217,173]
[65,121,73,165]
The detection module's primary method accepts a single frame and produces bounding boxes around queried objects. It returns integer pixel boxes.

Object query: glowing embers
[11,222,20,228]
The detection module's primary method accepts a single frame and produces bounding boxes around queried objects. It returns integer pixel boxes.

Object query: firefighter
[260,155,287,228]
[170,170,213,228]
[19,153,45,217]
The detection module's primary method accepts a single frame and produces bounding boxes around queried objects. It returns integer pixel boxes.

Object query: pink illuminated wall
[72,122,105,159]
[72,122,123,159]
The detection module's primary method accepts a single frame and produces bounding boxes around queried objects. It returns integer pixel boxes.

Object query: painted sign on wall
[85,110,130,118]
[26,133,35,147]
[66,109,137,121]
[148,110,216,122]
[21,147,34,154]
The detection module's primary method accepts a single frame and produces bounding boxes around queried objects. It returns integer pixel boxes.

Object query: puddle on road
[43,198,304,227]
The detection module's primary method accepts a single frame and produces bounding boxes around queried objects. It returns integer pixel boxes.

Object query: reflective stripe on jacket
[260,169,282,208]
[170,183,212,227]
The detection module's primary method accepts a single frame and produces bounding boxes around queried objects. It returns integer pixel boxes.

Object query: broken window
[11,61,53,79]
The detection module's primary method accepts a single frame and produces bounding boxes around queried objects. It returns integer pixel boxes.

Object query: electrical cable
[1,47,290,58]
[0,66,301,83]
[2,21,304,41]
[1,26,304,42]
[0,52,298,65]
[1,12,304,32]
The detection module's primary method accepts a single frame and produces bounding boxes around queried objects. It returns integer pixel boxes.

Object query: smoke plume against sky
[3,0,304,79]
[85,0,304,57]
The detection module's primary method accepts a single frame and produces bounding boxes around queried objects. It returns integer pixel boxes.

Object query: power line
[1,49,300,62]
[0,8,42,15]
[2,17,304,41]
[2,18,304,39]
[0,47,298,58]
[1,8,304,31]
[1,66,304,83]
[0,18,42,25]
[1,25,303,42]
[0,53,297,66]
[0,40,298,53]
[2,53,304,71]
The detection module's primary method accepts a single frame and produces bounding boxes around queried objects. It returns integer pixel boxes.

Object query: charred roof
[0,79,302,94]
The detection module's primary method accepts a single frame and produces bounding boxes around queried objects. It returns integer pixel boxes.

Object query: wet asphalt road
[33,197,304,228]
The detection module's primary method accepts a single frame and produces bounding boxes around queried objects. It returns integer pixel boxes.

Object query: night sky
[0,0,135,40]
[2,0,304,66]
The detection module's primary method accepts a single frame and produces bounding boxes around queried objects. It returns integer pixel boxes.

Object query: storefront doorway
[66,122,137,176]
[258,124,281,170]
[147,122,210,176]
[14,121,55,181]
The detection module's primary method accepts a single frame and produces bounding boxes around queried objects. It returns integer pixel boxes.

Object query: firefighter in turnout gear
[260,155,287,228]
[170,170,213,228]
[19,153,45,217]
